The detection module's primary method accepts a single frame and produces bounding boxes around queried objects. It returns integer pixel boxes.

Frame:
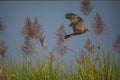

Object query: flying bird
[64,13,89,39]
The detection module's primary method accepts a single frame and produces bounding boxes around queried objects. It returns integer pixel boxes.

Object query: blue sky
[0,1,120,63]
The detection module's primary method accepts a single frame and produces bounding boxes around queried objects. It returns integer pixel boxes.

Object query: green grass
[0,51,120,80]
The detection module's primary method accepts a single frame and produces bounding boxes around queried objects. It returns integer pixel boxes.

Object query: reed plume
[21,16,46,50]
[21,17,34,57]
[91,12,106,37]
[21,17,34,39]
[55,24,71,56]
[32,16,46,48]
[80,0,93,15]
[91,12,106,53]
[55,24,67,46]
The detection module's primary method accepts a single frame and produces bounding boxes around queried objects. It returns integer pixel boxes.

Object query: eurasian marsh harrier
[64,13,89,39]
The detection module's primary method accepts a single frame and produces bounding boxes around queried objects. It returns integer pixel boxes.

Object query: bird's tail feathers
[64,33,74,39]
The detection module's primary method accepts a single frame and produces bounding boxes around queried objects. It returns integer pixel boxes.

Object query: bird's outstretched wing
[65,13,84,32]
[65,13,83,24]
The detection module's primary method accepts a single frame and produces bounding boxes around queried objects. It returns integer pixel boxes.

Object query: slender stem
[87,15,94,80]
[87,16,92,54]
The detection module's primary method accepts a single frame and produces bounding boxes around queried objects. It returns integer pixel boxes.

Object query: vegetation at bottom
[0,51,120,80]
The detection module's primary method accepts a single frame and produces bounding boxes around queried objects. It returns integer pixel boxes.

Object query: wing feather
[65,13,83,23]
[65,13,84,32]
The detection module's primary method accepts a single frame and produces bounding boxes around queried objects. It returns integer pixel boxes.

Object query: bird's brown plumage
[64,13,89,39]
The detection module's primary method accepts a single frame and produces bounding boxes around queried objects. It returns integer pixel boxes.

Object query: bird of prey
[64,13,89,39]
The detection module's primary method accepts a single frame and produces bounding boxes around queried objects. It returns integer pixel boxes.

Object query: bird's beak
[87,29,89,32]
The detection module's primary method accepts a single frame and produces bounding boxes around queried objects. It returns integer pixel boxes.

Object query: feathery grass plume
[21,16,46,65]
[80,0,93,15]
[55,24,71,56]
[0,39,7,58]
[21,17,33,54]
[113,33,120,53]
[32,16,41,40]
[91,12,106,53]
[55,24,67,46]
[32,17,46,68]
[84,37,94,54]
[21,16,46,49]
[91,12,106,36]
[32,16,46,48]
[21,16,34,39]
[21,17,35,63]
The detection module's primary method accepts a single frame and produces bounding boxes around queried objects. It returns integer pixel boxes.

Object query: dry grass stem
[79,49,86,64]
[113,33,120,53]
[0,17,5,32]
[21,37,33,57]
[0,39,7,58]
[48,51,56,64]
[84,37,94,54]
